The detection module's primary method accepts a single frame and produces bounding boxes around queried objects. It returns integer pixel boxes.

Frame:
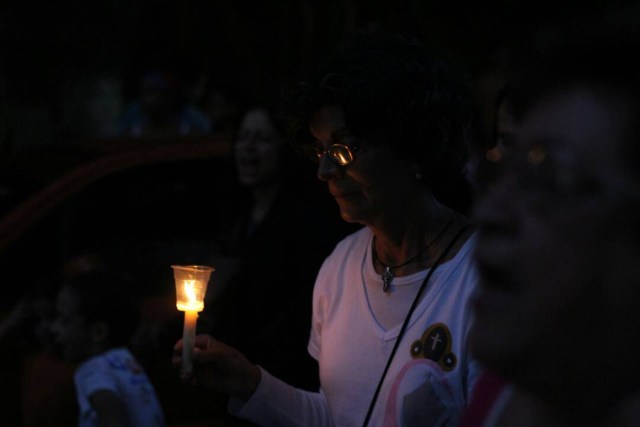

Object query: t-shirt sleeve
[74,357,119,418]
[229,366,334,427]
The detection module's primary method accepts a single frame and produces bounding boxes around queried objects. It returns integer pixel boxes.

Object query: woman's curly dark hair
[285,31,473,195]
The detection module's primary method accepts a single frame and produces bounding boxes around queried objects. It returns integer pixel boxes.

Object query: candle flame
[185,280,197,302]
[177,280,204,312]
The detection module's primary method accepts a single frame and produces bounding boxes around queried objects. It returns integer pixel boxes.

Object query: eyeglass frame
[310,143,360,166]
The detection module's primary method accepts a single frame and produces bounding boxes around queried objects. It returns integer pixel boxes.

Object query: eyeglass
[312,143,359,166]
[485,144,601,199]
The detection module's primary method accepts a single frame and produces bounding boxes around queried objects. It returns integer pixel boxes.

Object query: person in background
[463,18,640,427]
[118,70,211,139]
[173,31,481,426]
[51,265,165,426]
[0,253,109,426]
[196,101,356,426]
[0,276,75,426]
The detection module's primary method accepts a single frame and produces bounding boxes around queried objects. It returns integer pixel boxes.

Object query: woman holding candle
[174,31,481,426]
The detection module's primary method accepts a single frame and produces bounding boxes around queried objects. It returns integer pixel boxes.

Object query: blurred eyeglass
[312,143,359,166]
[485,143,602,199]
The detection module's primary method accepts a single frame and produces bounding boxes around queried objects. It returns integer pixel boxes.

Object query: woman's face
[470,87,640,405]
[235,109,284,188]
[309,106,419,226]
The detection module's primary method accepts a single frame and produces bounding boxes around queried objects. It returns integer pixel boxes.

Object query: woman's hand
[173,334,261,401]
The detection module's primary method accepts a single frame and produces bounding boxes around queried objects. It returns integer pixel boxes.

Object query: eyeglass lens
[316,144,355,166]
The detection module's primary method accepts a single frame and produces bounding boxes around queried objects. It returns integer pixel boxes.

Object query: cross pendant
[382,267,394,292]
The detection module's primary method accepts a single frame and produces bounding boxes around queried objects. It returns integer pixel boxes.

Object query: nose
[317,154,341,181]
[236,137,257,151]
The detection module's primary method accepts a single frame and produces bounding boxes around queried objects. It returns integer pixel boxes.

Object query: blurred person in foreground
[173,31,481,426]
[464,19,640,427]
[51,266,165,426]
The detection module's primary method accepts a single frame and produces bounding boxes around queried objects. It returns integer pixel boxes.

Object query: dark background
[2,0,638,154]
[1,0,638,293]
[1,0,638,300]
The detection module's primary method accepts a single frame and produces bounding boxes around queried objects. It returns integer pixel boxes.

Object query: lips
[328,182,359,199]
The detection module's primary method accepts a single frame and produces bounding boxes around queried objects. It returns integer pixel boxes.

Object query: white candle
[182,309,198,373]
[179,279,202,374]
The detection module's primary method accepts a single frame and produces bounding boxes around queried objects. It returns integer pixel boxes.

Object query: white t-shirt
[74,347,165,427]
[233,227,480,426]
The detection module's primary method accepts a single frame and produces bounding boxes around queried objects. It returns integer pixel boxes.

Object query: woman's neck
[371,195,453,260]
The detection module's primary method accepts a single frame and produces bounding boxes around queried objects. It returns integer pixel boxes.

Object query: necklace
[373,212,456,292]
[362,224,470,427]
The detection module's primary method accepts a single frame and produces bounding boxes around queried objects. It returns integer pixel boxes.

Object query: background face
[234,109,284,188]
[469,87,640,403]
[51,287,92,363]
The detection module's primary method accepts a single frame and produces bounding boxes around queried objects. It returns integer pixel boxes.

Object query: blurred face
[51,287,91,363]
[235,109,284,188]
[470,87,640,405]
[309,106,419,225]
